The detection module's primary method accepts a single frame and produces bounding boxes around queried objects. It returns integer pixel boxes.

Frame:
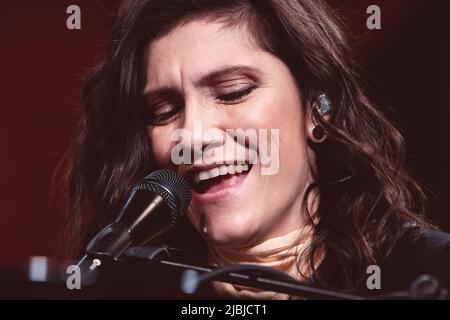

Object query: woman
[58,0,450,299]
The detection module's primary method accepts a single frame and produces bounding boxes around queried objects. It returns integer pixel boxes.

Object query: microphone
[76,169,191,285]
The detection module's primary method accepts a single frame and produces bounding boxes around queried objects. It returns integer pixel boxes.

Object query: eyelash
[216,86,256,104]
[146,102,181,126]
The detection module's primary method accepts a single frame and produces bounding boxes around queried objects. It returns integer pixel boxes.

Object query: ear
[306,96,331,144]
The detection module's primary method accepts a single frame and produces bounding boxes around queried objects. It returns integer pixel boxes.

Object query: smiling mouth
[190,164,253,194]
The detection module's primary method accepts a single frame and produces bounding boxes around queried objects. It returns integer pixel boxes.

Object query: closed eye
[147,102,181,125]
[216,86,256,104]
[143,92,184,126]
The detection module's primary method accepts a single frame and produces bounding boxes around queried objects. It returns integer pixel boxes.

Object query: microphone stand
[124,246,364,300]
[123,246,448,300]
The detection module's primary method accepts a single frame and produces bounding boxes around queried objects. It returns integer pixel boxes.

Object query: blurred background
[0,0,448,264]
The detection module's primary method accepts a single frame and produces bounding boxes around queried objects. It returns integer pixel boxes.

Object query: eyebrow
[143,65,263,98]
[196,65,263,86]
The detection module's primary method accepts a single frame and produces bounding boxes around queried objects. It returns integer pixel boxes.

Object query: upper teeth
[195,164,250,183]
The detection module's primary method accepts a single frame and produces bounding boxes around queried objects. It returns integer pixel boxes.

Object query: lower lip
[192,169,251,203]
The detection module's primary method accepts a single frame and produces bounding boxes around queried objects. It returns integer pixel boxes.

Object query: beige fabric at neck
[207,226,314,300]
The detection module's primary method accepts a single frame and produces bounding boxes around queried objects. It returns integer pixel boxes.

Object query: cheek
[279,110,307,171]
[257,90,306,173]
[273,89,305,142]
[147,127,174,167]
[247,86,303,129]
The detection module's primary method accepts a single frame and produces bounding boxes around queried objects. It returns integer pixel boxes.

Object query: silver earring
[316,93,332,116]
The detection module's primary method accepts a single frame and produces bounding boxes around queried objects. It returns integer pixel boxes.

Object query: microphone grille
[132,169,192,225]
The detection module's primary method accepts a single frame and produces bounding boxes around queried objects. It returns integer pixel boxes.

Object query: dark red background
[0,0,448,263]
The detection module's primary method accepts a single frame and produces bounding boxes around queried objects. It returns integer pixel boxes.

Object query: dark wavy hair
[56,0,431,291]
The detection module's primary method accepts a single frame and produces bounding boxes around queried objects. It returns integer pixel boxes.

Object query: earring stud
[317,93,332,116]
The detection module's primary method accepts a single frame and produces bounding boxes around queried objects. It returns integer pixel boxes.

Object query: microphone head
[132,169,191,225]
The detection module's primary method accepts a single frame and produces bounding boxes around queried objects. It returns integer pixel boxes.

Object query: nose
[179,95,226,164]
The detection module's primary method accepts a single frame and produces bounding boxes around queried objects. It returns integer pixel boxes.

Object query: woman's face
[144,19,316,249]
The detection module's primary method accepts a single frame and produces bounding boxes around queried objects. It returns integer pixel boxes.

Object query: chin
[200,215,259,249]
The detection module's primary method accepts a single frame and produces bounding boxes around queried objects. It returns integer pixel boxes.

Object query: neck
[207,225,315,299]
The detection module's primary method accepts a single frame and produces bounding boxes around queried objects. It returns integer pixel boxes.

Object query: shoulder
[395,227,450,266]
[381,227,450,292]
